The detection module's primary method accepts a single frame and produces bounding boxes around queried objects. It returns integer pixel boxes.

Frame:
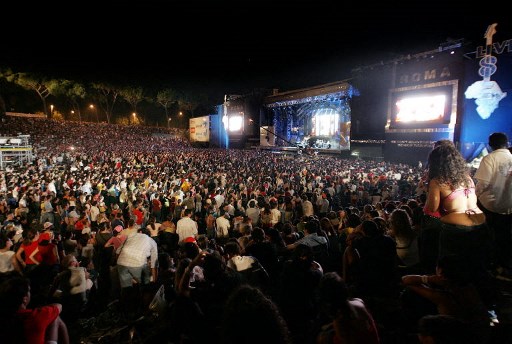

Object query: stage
[258,145,353,158]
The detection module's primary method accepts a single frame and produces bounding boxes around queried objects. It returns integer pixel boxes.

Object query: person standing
[116,230,158,319]
[474,132,512,278]
[424,143,498,319]
[176,208,198,243]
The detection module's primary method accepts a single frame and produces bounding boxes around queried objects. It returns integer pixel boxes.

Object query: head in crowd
[180,241,200,260]
[488,132,508,150]
[427,143,470,188]
[221,284,291,344]
[266,228,283,244]
[389,208,413,238]
[291,243,314,264]
[305,218,320,234]
[196,235,209,250]
[202,250,226,281]
[372,217,387,234]
[357,220,379,237]
[347,213,361,228]
[0,233,13,250]
[317,271,350,318]
[224,241,242,257]
[251,227,266,242]
[0,275,30,314]
[22,227,38,245]
[433,140,455,149]
[61,254,80,268]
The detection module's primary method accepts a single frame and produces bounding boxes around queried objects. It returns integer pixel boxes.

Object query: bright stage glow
[313,109,339,136]
[395,95,445,122]
[228,115,243,132]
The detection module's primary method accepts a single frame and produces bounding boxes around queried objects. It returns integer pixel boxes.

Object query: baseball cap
[43,222,54,230]
[183,236,197,244]
[114,225,124,233]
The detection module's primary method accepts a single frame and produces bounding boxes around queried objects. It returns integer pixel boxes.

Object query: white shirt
[90,205,100,222]
[246,206,261,226]
[215,216,231,237]
[474,148,512,214]
[227,255,256,272]
[117,233,158,268]
[0,251,15,273]
[176,216,198,242]
[302,200,314,217]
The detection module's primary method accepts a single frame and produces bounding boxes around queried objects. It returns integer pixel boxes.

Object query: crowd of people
[0,116,510,344]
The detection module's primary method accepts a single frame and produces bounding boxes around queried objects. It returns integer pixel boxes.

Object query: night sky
[1,1,509,98]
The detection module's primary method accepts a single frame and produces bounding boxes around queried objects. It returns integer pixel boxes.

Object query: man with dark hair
[474,132,512,279]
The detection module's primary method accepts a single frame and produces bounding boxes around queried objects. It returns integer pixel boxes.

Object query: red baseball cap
[183,236,197,244]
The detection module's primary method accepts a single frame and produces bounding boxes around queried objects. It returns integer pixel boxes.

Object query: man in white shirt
[246,199,261,226]
[214,189,225,208]
[215,211,231,240]
[89,201,100,231]
[301,194,314,217]
[474,132,512,275]
[116,231,158,318]
[176,208,198,243]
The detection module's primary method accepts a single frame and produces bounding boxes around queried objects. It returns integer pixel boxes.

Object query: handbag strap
[116,235,129,255]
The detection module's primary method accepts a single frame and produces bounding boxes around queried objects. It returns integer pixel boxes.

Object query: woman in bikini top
[424,144,486,227]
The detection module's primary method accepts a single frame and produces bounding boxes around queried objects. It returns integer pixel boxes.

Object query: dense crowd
[0,116,509,344]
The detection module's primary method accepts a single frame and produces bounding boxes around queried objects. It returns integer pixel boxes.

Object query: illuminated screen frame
[387,80,458,130]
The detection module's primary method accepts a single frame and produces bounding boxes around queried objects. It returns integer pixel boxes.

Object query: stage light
[228,115,243,132]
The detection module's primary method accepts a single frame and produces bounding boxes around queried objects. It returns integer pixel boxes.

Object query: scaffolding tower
[0,135,34,170]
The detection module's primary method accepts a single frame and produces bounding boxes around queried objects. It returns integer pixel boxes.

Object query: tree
[48,80,86,122]
[156,88,179,128]
[91,83,120,124]
[179,93,211,128]
[1,70,53,117]
[120,87,145,124]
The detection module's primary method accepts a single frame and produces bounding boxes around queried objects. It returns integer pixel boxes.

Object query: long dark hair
[221,285,291,344]
[427,144,471,189]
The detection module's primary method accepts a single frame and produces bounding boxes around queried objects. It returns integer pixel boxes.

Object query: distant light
[228,116,243,132]
[450,51,455,54]
[222,115,228,130]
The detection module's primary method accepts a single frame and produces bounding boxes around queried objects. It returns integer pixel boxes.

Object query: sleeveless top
[440,179,477,215]
[423,179,476,218]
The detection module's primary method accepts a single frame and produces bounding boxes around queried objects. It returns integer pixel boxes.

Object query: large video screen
[292,108,350,151]
[390,84,453,128]
[189,116,210,142]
